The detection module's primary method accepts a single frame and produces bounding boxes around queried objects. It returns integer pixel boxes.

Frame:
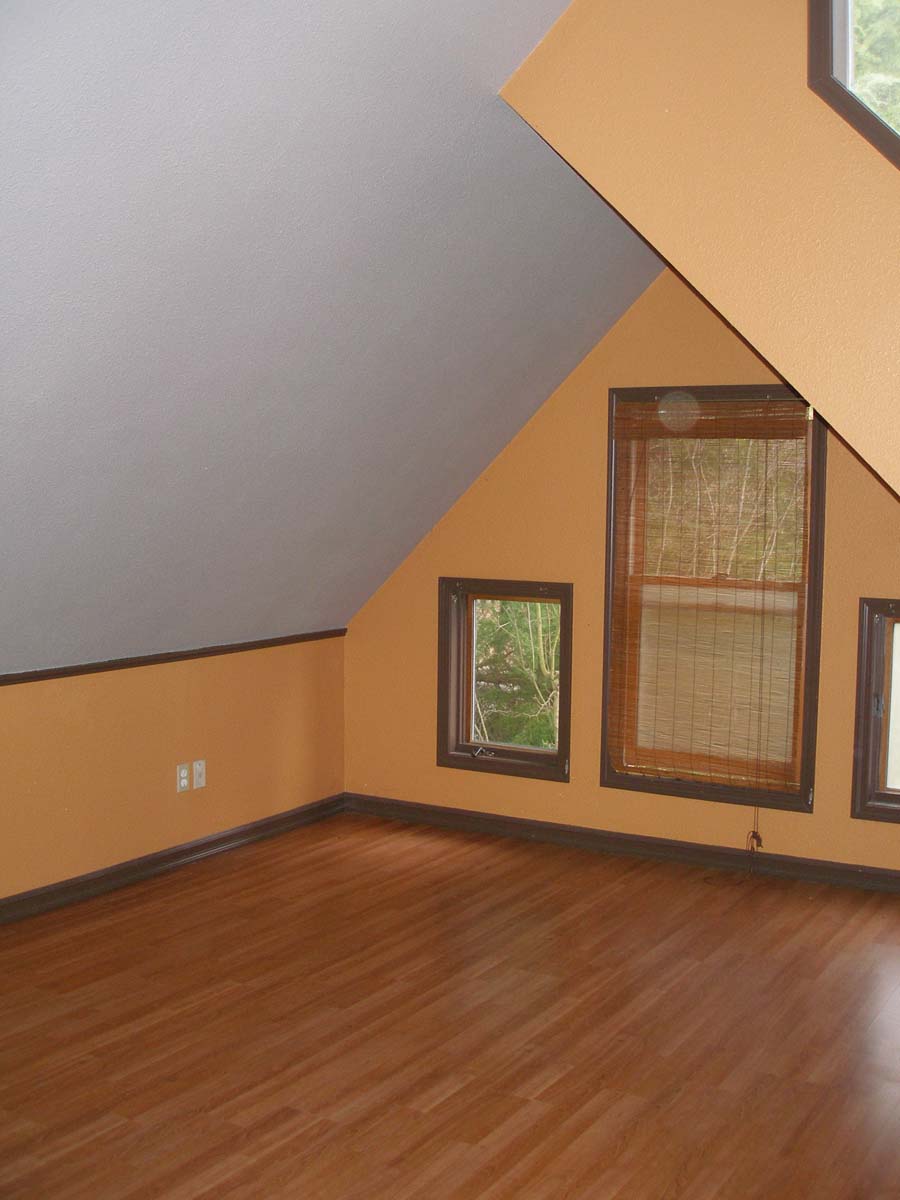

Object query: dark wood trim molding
[8,788,900,925]
[343,793,900,894]
[851,597,900,822]
[0,796,344,924]
[0,628,347,688]
[808,0,900,171]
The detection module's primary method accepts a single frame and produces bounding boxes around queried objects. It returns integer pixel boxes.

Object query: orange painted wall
[1,636,344,897]
[345,271,900,870]
[502,0,900,498]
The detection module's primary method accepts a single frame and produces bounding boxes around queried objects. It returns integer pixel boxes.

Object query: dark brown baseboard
[5,790,900,925]
[0,795,344,925]
[343,793,900,894]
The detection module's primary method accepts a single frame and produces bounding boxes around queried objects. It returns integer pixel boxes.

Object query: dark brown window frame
[809,0,900,171]
[437,577,573,783]
[851,598,900,822]
[600,385,827,814]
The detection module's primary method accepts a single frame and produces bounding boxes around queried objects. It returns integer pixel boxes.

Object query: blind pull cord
[746,804,763,873]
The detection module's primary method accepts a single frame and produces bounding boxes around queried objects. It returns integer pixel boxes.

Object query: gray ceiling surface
[1,0,661,673]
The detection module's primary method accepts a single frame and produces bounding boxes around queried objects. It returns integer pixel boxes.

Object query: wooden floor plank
[2,813,900,1197]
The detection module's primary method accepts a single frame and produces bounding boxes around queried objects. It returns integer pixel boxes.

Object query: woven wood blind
[607,392,813,794]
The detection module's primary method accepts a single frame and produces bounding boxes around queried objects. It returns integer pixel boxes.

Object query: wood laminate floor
[2,814,900,1199]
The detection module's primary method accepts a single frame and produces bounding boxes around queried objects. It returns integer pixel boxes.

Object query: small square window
[851,598,900,821]
[437,578,573,782]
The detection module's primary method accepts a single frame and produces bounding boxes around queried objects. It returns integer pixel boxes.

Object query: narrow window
[809,0,900,169]
[602,387,826,812]
[437,578,573,782]
[852,598,900,821]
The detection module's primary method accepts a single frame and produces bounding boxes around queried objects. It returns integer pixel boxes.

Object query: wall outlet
[192,759,206,789]
[177,763,191,793]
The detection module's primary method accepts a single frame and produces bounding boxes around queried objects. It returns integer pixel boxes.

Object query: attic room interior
[2,0,899,1196]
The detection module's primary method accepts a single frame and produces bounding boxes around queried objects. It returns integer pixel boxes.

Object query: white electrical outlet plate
[192,759,206,789]
[177,763,191,793]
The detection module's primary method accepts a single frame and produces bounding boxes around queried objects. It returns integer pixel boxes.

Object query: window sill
[852,795,900,824]
[600,763,813,813]
[438,746,569,783]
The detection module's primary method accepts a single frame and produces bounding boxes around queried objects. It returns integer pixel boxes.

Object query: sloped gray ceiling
[1,0,661,673]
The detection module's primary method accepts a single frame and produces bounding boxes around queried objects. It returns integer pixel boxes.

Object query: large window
[809,0,900,169]
[602,387,826,811]
[852,598,900,821]
[437,578,573,782]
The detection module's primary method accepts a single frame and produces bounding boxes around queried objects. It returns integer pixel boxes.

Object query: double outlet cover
[177,760,206,792]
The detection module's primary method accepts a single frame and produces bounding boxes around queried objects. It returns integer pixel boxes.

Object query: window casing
[601,386,826,812]
[809,0,900,170]
[852,598,900,821]
[437,578,573,782]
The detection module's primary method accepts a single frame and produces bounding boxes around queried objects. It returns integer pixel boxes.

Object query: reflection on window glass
[839,0,900,135]
[885,619,900,790]
[471,599,560,750]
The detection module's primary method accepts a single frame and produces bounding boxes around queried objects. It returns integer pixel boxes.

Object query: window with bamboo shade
[601,386,826,811]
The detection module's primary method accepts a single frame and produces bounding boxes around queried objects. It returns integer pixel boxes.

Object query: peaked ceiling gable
[1,0,660,673]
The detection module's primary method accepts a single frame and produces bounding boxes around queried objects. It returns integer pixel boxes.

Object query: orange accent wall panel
[1,637,344,896]
[502,0,900,498]
[345,271,900,870]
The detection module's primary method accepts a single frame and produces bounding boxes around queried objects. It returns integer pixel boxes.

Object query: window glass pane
[836,0,900,135]
[885,619,900,790]
[471,598,560,750]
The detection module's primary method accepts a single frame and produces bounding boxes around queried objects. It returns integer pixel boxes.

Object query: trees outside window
[850,0,900,134]
[470,597,562,750]
[437,579,572,782]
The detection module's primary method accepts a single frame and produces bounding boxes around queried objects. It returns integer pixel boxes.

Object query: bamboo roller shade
[607,394,813,793]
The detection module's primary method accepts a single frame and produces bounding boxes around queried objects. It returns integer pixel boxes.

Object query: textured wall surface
[502,0,900,498]
[0,635,344,896]
[0,0,659,673]
[345,271,900,871]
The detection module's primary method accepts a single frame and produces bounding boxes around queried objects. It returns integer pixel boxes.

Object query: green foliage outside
[472,599,560,750]
[853,0,900,133]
